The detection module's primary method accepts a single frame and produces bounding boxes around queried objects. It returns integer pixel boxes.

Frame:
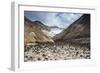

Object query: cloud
[24,11,82,28]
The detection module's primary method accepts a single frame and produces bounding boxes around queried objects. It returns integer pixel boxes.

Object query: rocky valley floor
[24,42,90,62]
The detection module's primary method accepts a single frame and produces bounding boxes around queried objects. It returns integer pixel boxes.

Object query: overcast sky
[24,11,82,28]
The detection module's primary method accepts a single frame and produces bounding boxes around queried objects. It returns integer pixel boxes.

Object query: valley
[24,14,90,62]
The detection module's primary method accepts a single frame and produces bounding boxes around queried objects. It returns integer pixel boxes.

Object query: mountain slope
[53,14,90,47]
[24,16,54,44]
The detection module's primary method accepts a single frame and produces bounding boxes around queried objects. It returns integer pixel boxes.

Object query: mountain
[24,16,54,44]
[48,26,64,29]
[32,21,51,31]
[25,17,50,31]
[53,14,90,47]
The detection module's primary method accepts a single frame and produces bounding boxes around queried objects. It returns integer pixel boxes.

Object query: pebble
[24,43,90,62]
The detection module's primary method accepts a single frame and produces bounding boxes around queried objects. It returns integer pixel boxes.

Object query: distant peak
[33,21,41,23]
[33,21,44,25]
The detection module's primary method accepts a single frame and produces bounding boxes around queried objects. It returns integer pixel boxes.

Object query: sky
[24,11,83,29]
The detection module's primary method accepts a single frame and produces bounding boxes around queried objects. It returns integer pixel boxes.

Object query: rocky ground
[24,42,90,62]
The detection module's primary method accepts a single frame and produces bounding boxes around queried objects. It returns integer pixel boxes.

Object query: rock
[24,43,90,62]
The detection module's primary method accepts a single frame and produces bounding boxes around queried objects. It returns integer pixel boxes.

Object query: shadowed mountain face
[24,17,54,44]
[53,14,90,48]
